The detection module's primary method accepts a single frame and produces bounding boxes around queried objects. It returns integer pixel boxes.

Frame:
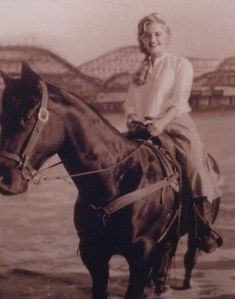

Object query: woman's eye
[143,34,150,39]
[155,33,161,37]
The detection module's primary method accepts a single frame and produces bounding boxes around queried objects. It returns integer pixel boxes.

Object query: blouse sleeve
[171,58,194,114]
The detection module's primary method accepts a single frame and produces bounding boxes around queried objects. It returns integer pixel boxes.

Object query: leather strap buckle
[38,107,49,123]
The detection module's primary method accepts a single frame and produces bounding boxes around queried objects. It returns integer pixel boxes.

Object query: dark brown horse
[0,63,219,299]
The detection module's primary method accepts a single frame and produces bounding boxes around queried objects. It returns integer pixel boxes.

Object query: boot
[194,197,223,254]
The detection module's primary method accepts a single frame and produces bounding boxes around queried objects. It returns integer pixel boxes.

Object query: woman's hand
[127,114,141,132]
[145,107,178,136]
[127,120,145,132]
[145,118,166,136]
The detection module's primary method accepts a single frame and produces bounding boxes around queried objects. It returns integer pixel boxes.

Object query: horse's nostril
[2,173,12,185]
[0,165,5,177]
[0,166,12,185]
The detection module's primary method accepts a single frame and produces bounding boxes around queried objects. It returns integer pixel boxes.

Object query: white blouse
[124,53,194,121]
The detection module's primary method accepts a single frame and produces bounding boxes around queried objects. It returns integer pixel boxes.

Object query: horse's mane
[46,81,123,135]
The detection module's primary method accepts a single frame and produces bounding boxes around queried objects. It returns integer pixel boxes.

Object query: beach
[1,110,235,298]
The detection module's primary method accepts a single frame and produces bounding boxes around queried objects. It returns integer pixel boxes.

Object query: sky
[0,0,235,66]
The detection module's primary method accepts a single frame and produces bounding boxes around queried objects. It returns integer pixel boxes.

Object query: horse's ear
[21,61,41,94]
[21,61,40,82]
[0,69,13,86]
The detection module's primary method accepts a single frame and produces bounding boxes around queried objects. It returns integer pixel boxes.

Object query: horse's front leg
[182,235,199,289]
[125,261,152,299]
[124,238,155,299]
[151,239,178,295]
[79,241,110,299]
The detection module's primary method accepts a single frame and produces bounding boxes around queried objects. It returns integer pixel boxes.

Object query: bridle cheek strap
[0,80,49,181]
[21,80,49,162]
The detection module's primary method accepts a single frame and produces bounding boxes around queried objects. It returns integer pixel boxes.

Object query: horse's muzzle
[0,168,28,195]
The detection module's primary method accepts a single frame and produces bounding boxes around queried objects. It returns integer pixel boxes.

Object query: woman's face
[141,21,169,57]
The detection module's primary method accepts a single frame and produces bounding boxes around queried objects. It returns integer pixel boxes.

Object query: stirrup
[196,233,223,253]
[196,226,223,253]
[194,205,223,240]
[193,203,223,253]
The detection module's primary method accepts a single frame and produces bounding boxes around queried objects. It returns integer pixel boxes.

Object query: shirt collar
[151,52,168,65]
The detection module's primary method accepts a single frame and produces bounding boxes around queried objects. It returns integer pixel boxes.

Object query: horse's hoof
[155,285,172,297]
[182,283,191,290]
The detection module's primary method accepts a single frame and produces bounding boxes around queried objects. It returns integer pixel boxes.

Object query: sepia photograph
[0,0,234,298]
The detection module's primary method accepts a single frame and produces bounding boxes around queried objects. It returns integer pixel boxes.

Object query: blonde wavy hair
[133,13,171,85]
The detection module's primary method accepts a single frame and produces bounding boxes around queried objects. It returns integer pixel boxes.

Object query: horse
[0,63,220,299]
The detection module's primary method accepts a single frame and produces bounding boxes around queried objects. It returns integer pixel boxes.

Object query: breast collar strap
[89,173,179,227]
[0,80,49,181]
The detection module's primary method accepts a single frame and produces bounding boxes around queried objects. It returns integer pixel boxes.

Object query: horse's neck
[56,91,137,203]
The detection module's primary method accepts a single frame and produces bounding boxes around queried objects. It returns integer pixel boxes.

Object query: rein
[35,137,154,183]
[0,80,49,180]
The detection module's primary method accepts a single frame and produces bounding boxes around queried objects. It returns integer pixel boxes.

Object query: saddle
[125,127,178,172]
[125,127,183,222]
[125,125,175,152]
[125,125,223,253]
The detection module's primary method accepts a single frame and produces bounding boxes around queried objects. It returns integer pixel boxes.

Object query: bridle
[0,79,153,183]
[0,80,49,181]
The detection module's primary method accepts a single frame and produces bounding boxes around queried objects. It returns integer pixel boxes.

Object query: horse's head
[0,62,61,195]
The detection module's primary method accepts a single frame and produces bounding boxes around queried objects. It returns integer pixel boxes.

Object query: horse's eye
[24,114,33,121]
[19,114,33,129]
[19,118,27,130]
[23,109,35,122]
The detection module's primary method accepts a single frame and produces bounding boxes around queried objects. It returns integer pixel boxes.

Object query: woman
[124,12,223,253]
